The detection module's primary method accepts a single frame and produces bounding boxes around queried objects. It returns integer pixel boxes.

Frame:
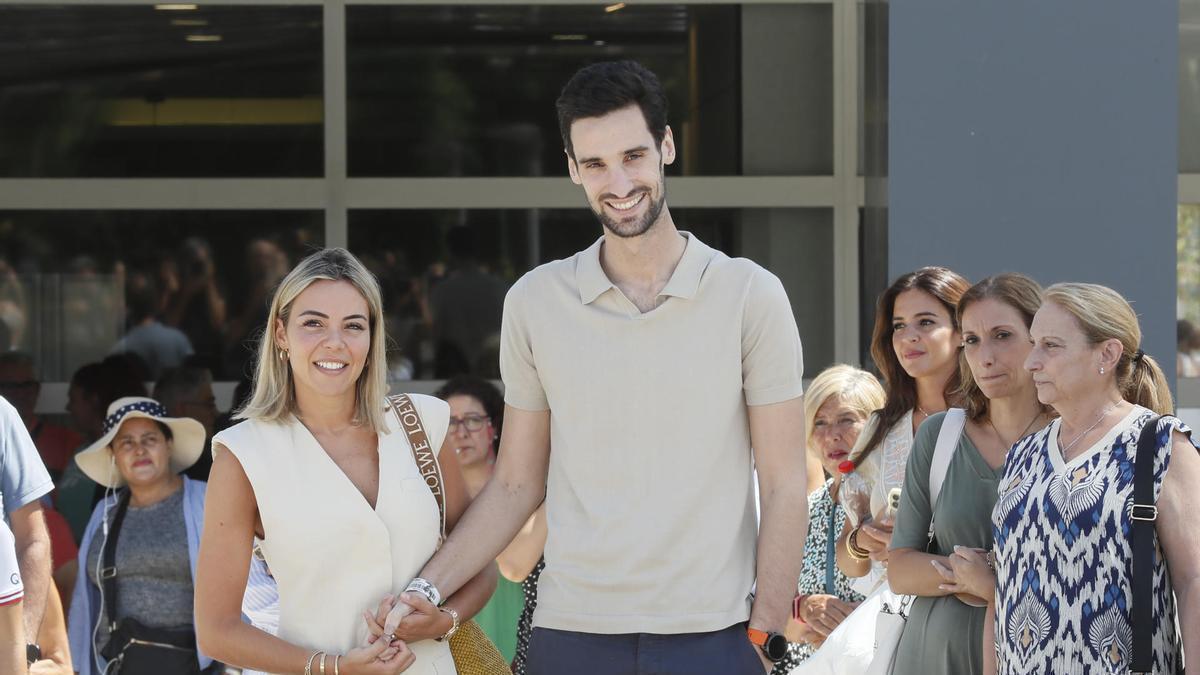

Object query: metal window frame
[4,0,863,411]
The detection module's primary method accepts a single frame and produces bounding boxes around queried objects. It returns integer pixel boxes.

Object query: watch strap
[746,627,770,647]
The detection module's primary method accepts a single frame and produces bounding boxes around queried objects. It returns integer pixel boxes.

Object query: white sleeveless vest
[215,394,457,675]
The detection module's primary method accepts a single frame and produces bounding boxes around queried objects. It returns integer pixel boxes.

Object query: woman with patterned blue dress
[983,283,1200,674]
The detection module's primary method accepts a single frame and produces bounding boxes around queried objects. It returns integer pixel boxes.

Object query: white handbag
[863,590,915,675]
[787,579,900,675]
[791,411,966,675]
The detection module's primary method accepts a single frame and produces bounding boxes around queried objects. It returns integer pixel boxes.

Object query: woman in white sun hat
[66,395,216,675]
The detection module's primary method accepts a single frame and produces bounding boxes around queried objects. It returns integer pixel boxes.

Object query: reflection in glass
[347,5,740,177]
[1182,1,1200,172]
[349,208,834,382]
[0,211,322,380]
[1179,205,1200,379]
[0,6,323,177]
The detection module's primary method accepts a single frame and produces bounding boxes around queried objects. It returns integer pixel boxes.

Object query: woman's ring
[386,632,397,642]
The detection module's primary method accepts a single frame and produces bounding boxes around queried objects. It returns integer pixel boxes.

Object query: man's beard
[591,186,667,239]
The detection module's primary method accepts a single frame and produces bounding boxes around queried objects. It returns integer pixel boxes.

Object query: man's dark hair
[556,60,669,159]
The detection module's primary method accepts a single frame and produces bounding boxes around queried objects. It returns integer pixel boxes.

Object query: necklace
[987,410,1044,449]
[1059,400,1119,458]
[916,404,946,420]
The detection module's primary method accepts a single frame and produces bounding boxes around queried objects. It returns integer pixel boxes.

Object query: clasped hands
[355,592,452,670]
[930,546,995,607]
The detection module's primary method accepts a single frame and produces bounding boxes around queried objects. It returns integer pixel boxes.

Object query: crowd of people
[0,226,510,388]
[0,58,1196,675]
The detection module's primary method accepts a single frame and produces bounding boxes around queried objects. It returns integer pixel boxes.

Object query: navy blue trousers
[527,622,767,675]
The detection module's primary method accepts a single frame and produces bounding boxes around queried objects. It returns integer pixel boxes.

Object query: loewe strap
[1130,415,1162,674]
[388,394,447,540]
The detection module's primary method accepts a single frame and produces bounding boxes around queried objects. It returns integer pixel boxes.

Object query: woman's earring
[279,348,288,361]
[1099,366,1105,375]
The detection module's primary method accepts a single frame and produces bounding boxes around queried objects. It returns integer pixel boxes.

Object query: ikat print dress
[991,406,1195,674]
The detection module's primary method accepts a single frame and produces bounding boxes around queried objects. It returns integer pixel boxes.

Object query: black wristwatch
[746,628,788,662]
[27,643,41,665]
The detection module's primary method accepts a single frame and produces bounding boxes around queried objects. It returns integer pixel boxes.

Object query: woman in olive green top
[888,274,1054,675]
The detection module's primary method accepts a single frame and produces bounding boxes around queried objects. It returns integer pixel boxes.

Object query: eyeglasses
[448,414,490,433]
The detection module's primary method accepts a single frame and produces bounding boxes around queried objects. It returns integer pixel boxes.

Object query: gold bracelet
[319,652,327,675]
[304,651,321,675]
[846,527,871,561]
[334,654,341,675]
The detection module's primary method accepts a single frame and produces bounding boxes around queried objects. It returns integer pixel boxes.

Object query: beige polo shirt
[500,232,804,635]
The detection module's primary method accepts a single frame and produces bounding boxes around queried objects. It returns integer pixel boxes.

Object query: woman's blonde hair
[237,248,390,433]
[804,365,886,449]
[1043,282,1173,415]
[955,273,1045,421]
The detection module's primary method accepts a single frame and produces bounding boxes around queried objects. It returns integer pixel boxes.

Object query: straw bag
[389,394,513,675]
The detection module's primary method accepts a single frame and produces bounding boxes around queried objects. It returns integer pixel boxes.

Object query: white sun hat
[74,396,206,489]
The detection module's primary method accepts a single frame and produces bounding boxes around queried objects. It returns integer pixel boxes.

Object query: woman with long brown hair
[834,267,970,584]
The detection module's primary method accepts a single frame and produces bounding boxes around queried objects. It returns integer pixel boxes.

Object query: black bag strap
[101,489,132,630]
[1130,415,1162,674]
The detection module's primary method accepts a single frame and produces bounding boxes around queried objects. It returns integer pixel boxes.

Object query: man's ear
[660,125,677,166]
[566,150,583,185]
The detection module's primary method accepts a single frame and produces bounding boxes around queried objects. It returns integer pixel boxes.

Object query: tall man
[388,60,808,674]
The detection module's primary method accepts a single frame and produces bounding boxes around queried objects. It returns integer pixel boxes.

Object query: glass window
[0,6,323,177]
[349,207,833,382]
[1182,0,1200,172]
[1179,205,1200,383]
[0,211,322,381]
[347,4,741,177]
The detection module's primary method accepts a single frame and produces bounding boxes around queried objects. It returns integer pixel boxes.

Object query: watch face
[765,633,789,661]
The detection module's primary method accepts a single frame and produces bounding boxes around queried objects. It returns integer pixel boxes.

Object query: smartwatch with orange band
[747,627,788,662]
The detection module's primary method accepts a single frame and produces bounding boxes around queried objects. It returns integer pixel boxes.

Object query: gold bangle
[304,651,321,675]
[319,652,327,675]
[846,527,871,561]
[334,654,341,675]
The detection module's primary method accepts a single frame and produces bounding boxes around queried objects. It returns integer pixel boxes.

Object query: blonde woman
[771,365,883,674]
[195,248,496,675]
[987,283,1200,673]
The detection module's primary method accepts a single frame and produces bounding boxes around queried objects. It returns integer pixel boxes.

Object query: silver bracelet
[304,651,320,675]
[436,606,461,642]
[405,577,442,606]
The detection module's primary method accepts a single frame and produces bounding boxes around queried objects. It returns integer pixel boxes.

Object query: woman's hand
[928,547,990,607]
[797,595,859,637]
[341,638,416,675]
[945,546,996,601]
[857,521,893,564]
